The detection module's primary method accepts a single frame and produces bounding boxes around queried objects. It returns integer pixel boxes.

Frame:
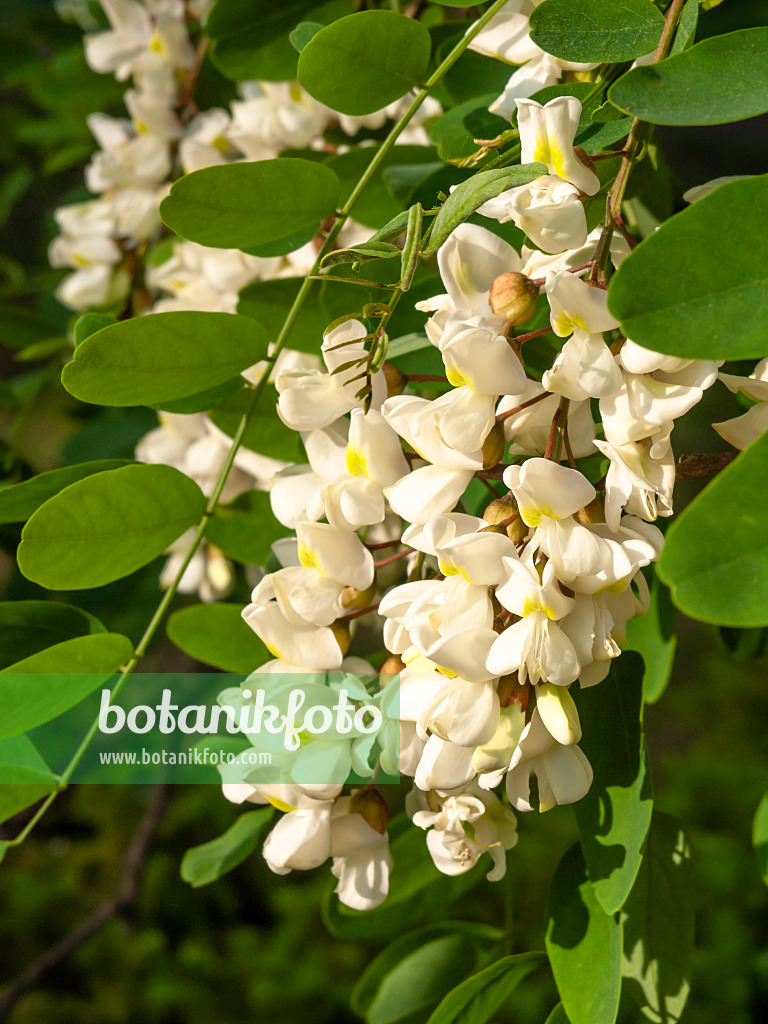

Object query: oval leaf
[657,430,768,627]
[608,175,768,359]
[530,0,664,63]
[160,159,340,252]
[0,459,132,523]
[167,603,270,673]
[545,844,622,1024]
[424,163,547,255]
[18,464,206,591]
[753,792,768,887]
[181,807,274,887]
[208,385,307,463]
[0,601,106,670]
[62,312,268,407]
[0,633,134,739]
[298,10,431,116]
[0,736,57,826]
[426,951,548,1024]
[610,27,768,125]
[207,490,291,566]
[625,570,677,704]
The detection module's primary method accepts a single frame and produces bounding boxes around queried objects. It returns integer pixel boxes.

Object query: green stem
[7,0,511,850]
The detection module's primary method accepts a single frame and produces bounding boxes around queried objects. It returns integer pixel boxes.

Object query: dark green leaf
[298,10,431,115]
[753,792,768,886]
[167,603,270,673]
[621,813,694,1024]
[544,1005,570,1024]
[0,736,57,825]
[160,160,340,252]
[238,278,327,354]
[657,432,768,626]
[62,312,268,407]
[74,312,116,345]
[207,490,291,566]
[181,808,274,887]
[530,0,664,63]
[151,375,245,415]
[208,385,307,463]
[608,175,768,359]
[545,844,622,1024]
[574,652,653,914]
[290,21,324,53]
[328,146,440,229]
[610,27,768,125]
[424,163,547,255]
[670,0,699,56]
[427,95,502,163]
[246,223,321,259]
[0,459,132,523]
[626,570,677,704]
[0,601,106,670]
[426,952,548,1024]
[0,633,134,739]
[18,464,206,590]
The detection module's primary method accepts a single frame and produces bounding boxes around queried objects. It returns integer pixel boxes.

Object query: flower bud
[340,581,377,612]
[574,496,606,524]
[379,655,405,679]
[382,363,406,397]
[349,787,389,834]
[483,492,518,525]
[331,619,351,657]
[489,272,539,325]
[482,422,506,469]
[506,516,529,544]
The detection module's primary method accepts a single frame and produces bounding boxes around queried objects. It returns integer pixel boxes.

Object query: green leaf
[544,1005,570,1024]
[545,844,622,1024]
[0,736,57,826]
[0,459,132,523]
[426,952,548,1024]
[62,312,268,407]
[352,923,504,1021]
[160,160,340,253]
[626,570,677,704]
[530,0,664,63]
[424,164,547,255]
[297,10,431,116]
[74,311,115,345]
[320,241,401,268]
[621,812,694,1024]
[608,175,768,360]
[239,278,325,354]
[167,603,270,673]
[670,0,698,56]
[328,145,441,229]
[209,0,352,82]
[753,792,768,887]
[290,21,324,53]
[610,27,768,125]
[180,808,274,887]
[208,385,307,463]
[0,633,134,739]
[427,95,502,163]
[246,223,321,259]
[151,375,246,415]
[574,652,653,915]
[207,490,291,566]
[0,601,106,670]
[657,431,768,626]
[18,464,206,591]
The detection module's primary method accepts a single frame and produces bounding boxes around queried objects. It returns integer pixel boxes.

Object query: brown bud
[382,363,406,397]
[482,422,506,470]
[330,619,351,656]
[497,673,530,713]
[483,492,518,525]
[574,496,606,524]
[340,581,377,612]
[489,272,539,326]
[379,654,405,679]
[349,788,389,834]
[506,516,529,545]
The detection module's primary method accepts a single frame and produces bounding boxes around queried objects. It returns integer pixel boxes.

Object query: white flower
[263,803,333,874]
[713,403,768,450]
[542,330,622,402]
[330,797,391,910]
[180,109,233,173]
[593,438,675,530]
[545,271,620,337]
[517,97,600,196]
[478,174,588,254]
[497,382,597,457]
[505,708,593,811]
[228,81,330,160]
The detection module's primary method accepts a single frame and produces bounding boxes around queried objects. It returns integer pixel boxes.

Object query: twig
[374,549,412,569]
[496,390,550,423]
[0,786,167,1021]
[347,602,382,620]
[675,451,738,479]
[612,209,637,250]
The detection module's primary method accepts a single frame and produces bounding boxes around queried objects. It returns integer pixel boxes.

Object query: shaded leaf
[181,808,274,887]
[207,490,291,566]
[167,603,270,673]
[753,791,768,887]
[0,601,106,670]
[530,0,664,63]
[626,570,677,704]
[426,951,548,1024]
[0,460,132,523]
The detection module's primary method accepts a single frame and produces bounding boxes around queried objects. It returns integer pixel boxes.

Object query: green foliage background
[1,1,767,1022]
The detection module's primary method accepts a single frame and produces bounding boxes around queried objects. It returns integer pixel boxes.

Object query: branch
[675,451,737,480]
[0,786,167,1021]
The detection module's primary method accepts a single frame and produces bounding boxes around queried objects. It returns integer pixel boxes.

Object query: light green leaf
[62,312,267,407]
[621,812,694,1024]
[151,376,246,415]
[328,145,441,229]
[167,603,270,673]
[297,10,431,116]
[0,736,58,826]
[208,385,307,463]
[574,652,653,914]
[657,431,768,626]
[0,459,132,523]
[545,844,622,1024]
[608,175,768,359]
[427,94,502,163]
[18,464,206,591]
[626,570,677,704]
[207,490,291,566]
[160,160,340,253]
[423,164,547,255]
[0,633,134,739]
[74,311,115,345]
[320,241,401,268]
[290,21,324,53]
[0,601,106,670]
[238,278,326,354]
[753,792,768,886]
[530,0,664,63]
[181,808,274,887]
[544,1005,570,1024]
[610,27,768,125]
[426,952,548,1024]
